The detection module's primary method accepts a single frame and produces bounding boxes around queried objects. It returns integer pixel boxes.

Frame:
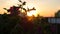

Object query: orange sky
[0,0,60,17]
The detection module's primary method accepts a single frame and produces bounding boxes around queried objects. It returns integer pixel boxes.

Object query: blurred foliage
[0,14,57,34]
[55,10,60,17]
[0,0,57,34]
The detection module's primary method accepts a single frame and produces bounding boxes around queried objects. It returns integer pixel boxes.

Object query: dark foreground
[0,14,58,34]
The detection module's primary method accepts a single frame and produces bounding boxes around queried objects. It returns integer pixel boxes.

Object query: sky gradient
[0,0,60,17]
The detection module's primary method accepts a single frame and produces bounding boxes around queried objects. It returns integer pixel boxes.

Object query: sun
[27,10,37,17]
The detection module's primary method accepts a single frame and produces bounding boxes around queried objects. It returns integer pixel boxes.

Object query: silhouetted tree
[0,0,56,34]
[55,10,60,17]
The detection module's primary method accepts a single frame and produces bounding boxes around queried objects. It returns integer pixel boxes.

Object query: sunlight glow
[27,10,37,17]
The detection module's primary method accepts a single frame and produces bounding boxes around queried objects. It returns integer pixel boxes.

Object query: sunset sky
[0,0,60,17]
